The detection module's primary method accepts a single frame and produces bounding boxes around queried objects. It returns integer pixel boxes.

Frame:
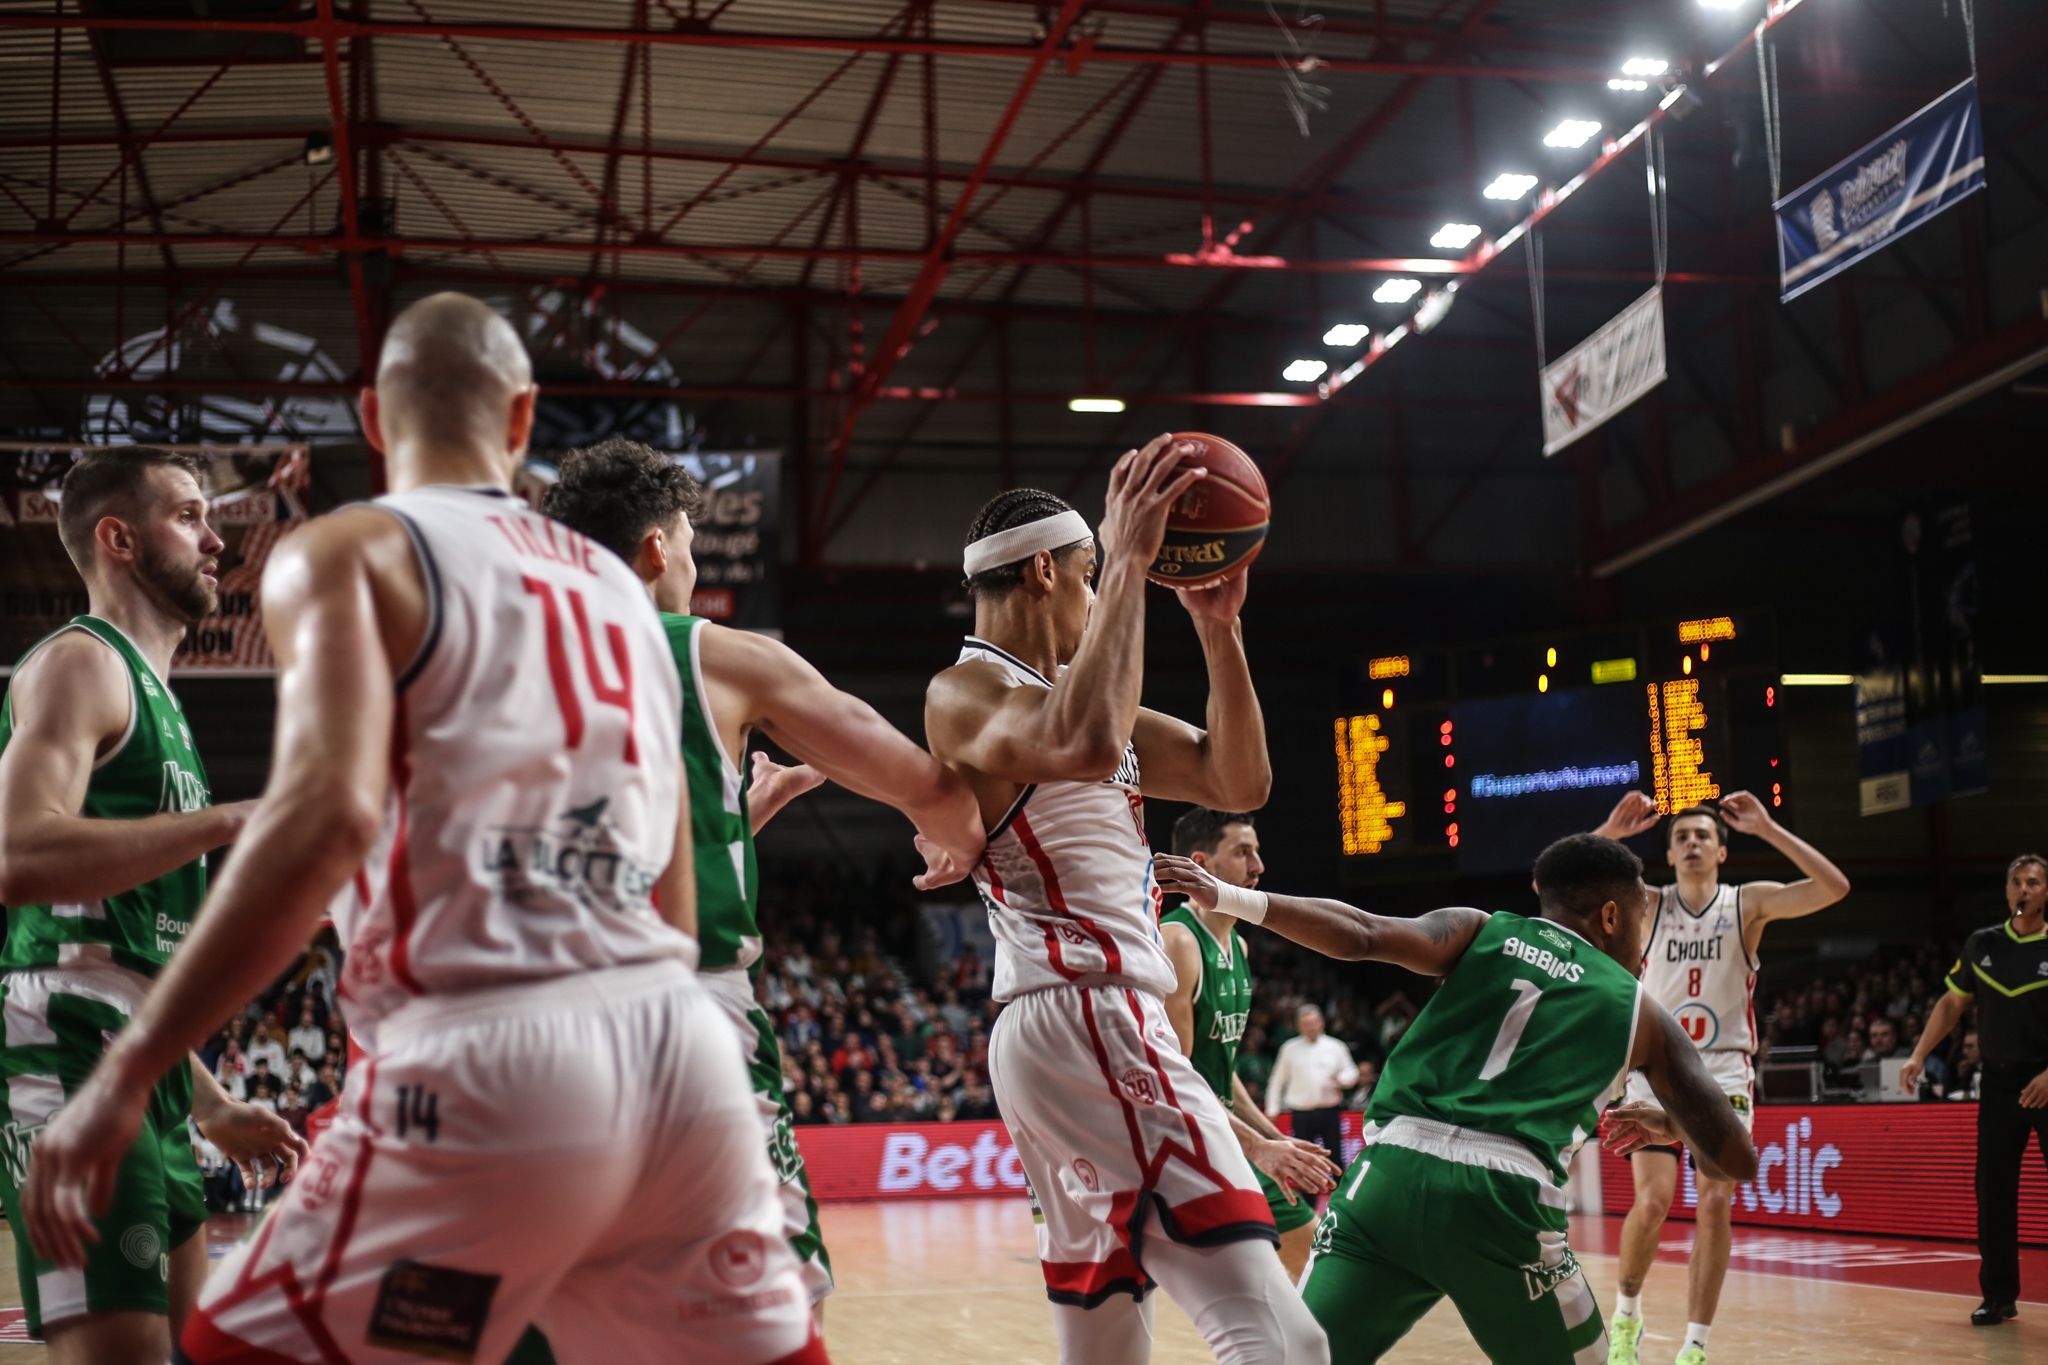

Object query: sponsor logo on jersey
[1119,1067,1159,1105]
[1073,1158,1100,1192]
[1674,1002,1720,1047]
[158,761,206,815]
[475,797,661,913]
[1666,937,1725,963]
[707,1231,768,1288]
[1207,1010,1249,1046]
[0,1121,41,1186]
[1502,936,1587,983]
[1535,926,1573,953]
[154,910,193,955]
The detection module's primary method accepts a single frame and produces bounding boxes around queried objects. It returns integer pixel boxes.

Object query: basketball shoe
[1606,1315,1643,1365]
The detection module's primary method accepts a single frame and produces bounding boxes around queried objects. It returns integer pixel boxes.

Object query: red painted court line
[1570,1213,2048,1305]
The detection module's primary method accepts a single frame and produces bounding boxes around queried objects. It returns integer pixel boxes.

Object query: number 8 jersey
[1639,882,1756,1055]
[331,485,691,1040]
[1366,911,1642,1184]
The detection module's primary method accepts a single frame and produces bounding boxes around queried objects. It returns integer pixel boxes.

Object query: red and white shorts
[182,961,823,1365]
[988,984,1275,1308]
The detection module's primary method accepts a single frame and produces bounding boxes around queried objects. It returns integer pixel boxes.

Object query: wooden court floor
[0,1201,2041,1362]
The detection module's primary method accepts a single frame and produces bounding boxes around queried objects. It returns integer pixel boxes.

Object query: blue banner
[1775,78,1984,303]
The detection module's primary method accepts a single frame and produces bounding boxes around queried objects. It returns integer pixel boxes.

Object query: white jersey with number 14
[330,484,691,1042]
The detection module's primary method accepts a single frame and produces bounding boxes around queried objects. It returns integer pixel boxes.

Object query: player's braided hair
[962,487,1091,600]
[1533,833,1644,923]
[542,438,704,567]
[1172,808,1255,857]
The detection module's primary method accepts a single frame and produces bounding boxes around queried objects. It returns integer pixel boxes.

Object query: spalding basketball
[1145,432,1271,588]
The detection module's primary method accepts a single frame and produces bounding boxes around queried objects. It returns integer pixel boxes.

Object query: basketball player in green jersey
[0,447,309,1364]
[543,438,982,1318]
[1155,834,1757,1365]
[1160,808,1338,1280]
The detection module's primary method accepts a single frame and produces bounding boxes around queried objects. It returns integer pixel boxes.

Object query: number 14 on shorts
[394,1085,441,1142]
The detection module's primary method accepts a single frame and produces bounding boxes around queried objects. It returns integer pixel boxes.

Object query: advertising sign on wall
[1601,1102,2048,1246]
[1539,287,1667,457]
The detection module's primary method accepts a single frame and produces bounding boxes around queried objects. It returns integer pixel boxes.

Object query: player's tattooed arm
[1613,998,1759,1184]
[1153,856,1485,972]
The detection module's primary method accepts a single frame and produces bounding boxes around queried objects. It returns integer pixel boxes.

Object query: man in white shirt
[1266,1005,1359,1160]
[286,999,324,1062]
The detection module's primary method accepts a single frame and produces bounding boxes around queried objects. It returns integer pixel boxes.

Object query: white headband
[962,509,1093,577]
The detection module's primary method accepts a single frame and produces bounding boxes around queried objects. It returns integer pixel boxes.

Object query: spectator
[1867,1018,1902,1062]
[954,945,990,1000]
[1374,992,1418,1054]
[849,1069,884,1122]
[215,1039,249,1100]
[938,987,972,1036]
[1267,1004,1359,1159]
[246,1013,288,1076]
[245,1057,281,1111]
[278,1085,310,1137]
[288,998,325,1061]
[306,1062,340,1112]
[791,1090,823,1126]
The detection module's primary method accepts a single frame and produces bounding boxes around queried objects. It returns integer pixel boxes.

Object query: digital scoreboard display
[1335,614,1783,879]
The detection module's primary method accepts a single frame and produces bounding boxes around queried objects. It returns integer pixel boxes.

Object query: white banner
[1540,287,1667,456]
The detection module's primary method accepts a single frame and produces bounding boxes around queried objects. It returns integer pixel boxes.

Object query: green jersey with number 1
[1159,905,1251,1103]
[661,613,761,974]
[0,617,210,977]
[1367,910,1641,1183]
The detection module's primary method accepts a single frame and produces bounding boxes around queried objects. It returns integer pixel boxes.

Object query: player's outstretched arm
[20,509,420,1269]
[704,624,981,887]
[0,632,255,906]
[1153,854,1486,974]
[926,436,1202,788]
[1719,790,1851,923]
[1133,570,1271,812]
[1608,998,1759,1184]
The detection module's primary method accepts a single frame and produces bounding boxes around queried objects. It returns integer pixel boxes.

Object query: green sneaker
[1674,1349,1708,1365]
[1606,1315,1644,1365]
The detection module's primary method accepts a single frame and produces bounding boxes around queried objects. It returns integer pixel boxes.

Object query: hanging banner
[1540,287,1667,456]
[0,443,310,676]
[1775,78,1984,303]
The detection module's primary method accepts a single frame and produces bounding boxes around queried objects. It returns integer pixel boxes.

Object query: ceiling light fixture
[1372,278,1423,304]
[1322,323,1371,347]
[1283,358,1329,383]
[1608,78,1649,91]
[1430,222,1483,249]
[1067,397,1125,413]
[1483,172,1538,200]
[1621,58,1669,76]
[1544,119,1603,149]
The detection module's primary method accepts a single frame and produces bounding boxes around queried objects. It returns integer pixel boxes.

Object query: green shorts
[0,971,207,1335]
[1300,1141,1605,1365]
[737,998,832,1298]
[1257,1162,1318,1234]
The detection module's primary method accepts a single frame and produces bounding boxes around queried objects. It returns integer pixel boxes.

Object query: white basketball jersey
[331,485,691,1039]
[957,638,1175,1003]
[1641,882,1758,1055]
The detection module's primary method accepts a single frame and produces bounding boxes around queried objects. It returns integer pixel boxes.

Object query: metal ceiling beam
[1589,312,2048,577]
[0,13,1619,83]
[316,0,376,380]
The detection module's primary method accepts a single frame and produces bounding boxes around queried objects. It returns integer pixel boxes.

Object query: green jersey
[0,618,210,978]
[662,614,760,974]
[1368,911,1640,1183]
[1160,905,1251,1104]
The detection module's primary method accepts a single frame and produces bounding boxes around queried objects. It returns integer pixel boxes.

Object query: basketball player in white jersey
[1592,791,1849,1365]
[925,443,1328,1365]
[22,293,830,1365]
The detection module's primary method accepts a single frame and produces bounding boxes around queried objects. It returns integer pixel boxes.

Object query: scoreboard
[1335,613,1784,878]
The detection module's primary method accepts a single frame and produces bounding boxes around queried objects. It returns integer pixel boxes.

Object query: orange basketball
[1145,432,1271,588]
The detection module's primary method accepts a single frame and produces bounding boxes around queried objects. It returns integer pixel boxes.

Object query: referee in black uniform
[1903,853,2048,1326]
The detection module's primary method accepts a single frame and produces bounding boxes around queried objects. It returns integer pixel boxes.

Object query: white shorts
[989,985,1275,1308]
[1624,1048,1756,1144]
[183,961,822,1365]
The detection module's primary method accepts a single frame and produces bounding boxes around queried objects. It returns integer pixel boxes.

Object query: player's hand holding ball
[1097,434,1205,575]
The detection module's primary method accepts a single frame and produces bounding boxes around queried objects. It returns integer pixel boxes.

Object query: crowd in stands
[1756,936,1980,1097]
[194,931,348,1209]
